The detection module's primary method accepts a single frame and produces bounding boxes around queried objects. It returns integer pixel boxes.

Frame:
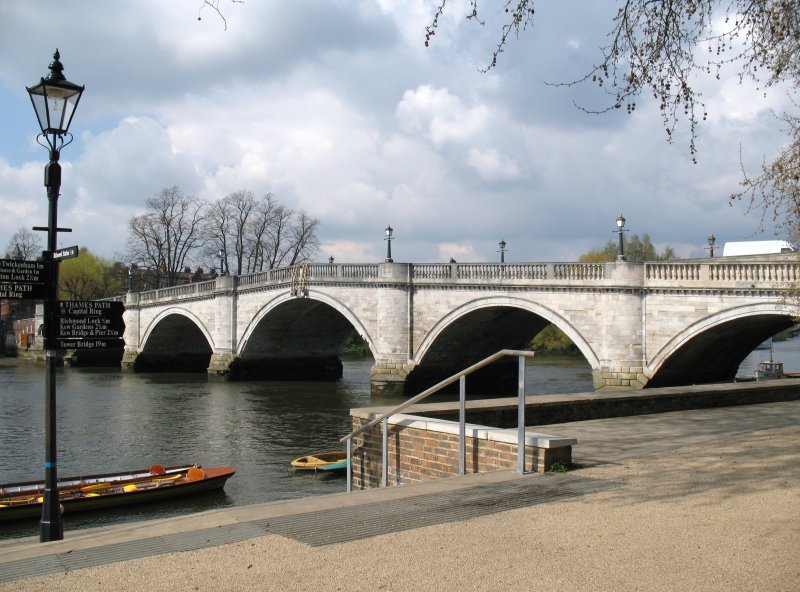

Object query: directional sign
[0,258,50,299]
[57,301,125,340]
[0,258,48,284]
[53,245,79,261]
[55,338,124,350]
[0,282,49,299]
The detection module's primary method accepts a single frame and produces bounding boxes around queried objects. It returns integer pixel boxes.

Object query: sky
[0,0,794,266]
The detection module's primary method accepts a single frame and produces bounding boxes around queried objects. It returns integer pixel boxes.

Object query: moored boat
[755,359,785,380]
[290,452,347,472]
[0,463,235,522]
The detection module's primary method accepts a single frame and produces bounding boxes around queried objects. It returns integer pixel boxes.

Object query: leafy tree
[427,1,799,230]
[126,187,208,287]
[530,324,578,354]
[59,249,125,300]
[4,227,42,260]
[579,233,677,262]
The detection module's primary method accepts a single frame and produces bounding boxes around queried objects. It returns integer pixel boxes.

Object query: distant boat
[290,452,347,472]
[754,343,790,380]
[755,358,786,380]
[0,464,235,522]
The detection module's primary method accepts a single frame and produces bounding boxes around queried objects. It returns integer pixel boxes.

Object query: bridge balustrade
[138,280,216,303]
[645,263,702,281]
[709,262,800,283]
[552,263,604,280]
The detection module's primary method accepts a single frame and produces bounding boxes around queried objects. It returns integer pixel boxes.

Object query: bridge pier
[208,352,237,377]
[592,363,647,390]
[370,361,414,396]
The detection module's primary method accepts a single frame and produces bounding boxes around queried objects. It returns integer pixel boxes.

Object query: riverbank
[2,400,797,591]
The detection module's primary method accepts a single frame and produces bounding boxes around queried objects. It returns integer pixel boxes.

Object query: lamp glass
[616,214,625,229]
[27,79,83,136]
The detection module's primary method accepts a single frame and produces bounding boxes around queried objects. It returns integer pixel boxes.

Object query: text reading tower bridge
[119,255,800,396]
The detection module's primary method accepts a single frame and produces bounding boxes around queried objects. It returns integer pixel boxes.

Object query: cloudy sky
[0,1,793,265]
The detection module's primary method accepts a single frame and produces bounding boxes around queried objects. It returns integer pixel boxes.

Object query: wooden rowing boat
[290,452,347,472]
[0,464,235,522]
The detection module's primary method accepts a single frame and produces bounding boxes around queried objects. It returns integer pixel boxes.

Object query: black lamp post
[615,214,628,261]
[218,249,225,276]
[127,267,133,292]
[328,255,334,264]
[384,224,394,263]
[706,234,716,257]
[498,240,507,263]
[27,49,84,542]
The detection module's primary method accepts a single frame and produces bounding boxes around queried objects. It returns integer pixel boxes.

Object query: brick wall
[349,415,573,490]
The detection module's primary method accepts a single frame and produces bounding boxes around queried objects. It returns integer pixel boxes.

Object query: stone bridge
[119,255,800,396]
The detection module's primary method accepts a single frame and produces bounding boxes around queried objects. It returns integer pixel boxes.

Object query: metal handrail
[341,349,536,491]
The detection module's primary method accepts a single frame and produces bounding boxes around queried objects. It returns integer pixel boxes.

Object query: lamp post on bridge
[614,214,628,261]
[384,224,394,263]
[498,240,507,263]
[706,234,717,257]
[328,255,334,264]
[218,249,226,276]
[27,49,84,542]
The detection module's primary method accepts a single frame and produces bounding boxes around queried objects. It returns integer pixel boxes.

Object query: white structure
[120,256,800,395]
[722,240,796,256]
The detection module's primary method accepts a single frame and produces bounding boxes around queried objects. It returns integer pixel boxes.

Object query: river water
[0,353,595,540]
[1,338,797,541]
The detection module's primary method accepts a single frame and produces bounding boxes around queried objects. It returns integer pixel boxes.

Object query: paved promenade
[1,400,798,591]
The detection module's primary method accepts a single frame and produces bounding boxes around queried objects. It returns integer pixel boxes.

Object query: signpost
[52,245,79,261]
[56,300,124,349]
[0,258,49,299]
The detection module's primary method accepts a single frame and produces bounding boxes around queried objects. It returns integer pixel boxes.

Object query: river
[1,338,797,541]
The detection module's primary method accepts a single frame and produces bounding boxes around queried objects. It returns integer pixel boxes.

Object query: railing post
[382,417,388,487]
[459,374,466,476]
[346,438,352,493]
[517,354,526,474]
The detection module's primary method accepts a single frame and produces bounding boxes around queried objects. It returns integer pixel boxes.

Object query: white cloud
[396,85,489,145]
[467,147,524,182]
[0,0,793,264]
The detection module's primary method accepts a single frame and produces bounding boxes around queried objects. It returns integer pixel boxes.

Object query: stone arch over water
[646,303,795,387]
[230,291,373,380]
[136,308,214,372]
[407,297,598,396]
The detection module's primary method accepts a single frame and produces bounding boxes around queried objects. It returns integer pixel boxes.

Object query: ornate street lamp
[706,234,716,257]
[498,239,507,263]
[218,249,225,276]
[615,214,628,261]
[328,255,335,264]
[27,49,84,543]
[384,224,394,263]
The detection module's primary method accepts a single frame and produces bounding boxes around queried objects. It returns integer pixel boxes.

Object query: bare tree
[4,227,43,260]
[285,210,320,267]
[204,195,233,274]
[245,193,280,273]
[126,187,208,287]
[203,191,320,274]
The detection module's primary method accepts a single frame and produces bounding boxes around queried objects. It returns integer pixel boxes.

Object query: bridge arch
[407,296,599,395]
[646,303,794,387]
[135,308,215,372]
[230,290,375,380]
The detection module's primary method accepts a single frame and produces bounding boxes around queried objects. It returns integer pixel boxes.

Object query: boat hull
[290,452,347,471]
[0,465,235,522]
